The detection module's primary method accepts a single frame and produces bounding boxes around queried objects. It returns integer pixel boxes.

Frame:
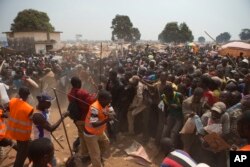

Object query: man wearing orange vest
[237,110,250,151]
[0,108,17,150]
[5,87,34,167]
[84,90,115,167]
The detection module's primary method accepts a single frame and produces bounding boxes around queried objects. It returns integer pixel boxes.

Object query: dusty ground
[0,102,164,167]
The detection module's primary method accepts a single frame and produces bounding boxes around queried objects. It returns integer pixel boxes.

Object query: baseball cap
[211,102,226,114]
[36,93,54,102]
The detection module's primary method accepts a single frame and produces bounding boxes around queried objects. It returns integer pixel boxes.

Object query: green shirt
[163,92,183,118]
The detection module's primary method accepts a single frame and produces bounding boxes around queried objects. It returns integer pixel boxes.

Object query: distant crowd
[1,43,250,167]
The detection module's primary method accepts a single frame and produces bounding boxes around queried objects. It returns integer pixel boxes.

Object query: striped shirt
[161,150,197,167]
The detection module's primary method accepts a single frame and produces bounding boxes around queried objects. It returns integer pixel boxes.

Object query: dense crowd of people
[0,43,250,167]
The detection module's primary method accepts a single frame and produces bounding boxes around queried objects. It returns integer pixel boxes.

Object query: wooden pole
[99,42,102,83]
[51,132,64,149]
[204,31,244,76]
[121,41,124,57]
[53,88,73,156]
[0,60,5,74]
[52,88,119,122]
[51,87,92,106]
[204,31,217,43]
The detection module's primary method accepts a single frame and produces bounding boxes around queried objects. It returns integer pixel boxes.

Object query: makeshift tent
[218,41,250,57]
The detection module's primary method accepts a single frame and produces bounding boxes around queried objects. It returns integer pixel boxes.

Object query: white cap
[196,163,210,167]
[242,59,249,64]
[211,102,226,114]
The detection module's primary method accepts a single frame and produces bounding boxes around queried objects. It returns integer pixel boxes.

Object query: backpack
[67,93,82,121]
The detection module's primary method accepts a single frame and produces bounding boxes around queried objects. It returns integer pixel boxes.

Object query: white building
[3,31,63,53]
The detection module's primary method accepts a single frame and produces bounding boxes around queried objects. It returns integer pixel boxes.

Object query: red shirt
[203,90,216,106]
[68,88,96,120]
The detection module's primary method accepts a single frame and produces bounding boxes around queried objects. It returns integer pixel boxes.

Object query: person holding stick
[84,90,115,167]
[67,76,96,159]
[31,92,69,166]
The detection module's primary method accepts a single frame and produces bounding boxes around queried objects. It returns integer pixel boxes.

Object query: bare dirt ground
[0,102,164,167]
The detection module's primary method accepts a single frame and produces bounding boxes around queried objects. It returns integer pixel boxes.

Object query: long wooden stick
[0,146,13,164]
[226,55,245,77]
[52,88,118,122]
[0,60,5,73]
[100,42,102,83]
[204,31,246,77]
[53,87,91,106]
[53,88,73,156]
[51,132,64,149]
[204,31,217,43]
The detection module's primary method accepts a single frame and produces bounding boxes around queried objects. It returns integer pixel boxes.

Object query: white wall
[12,32,47,41]
[35,44,46,54]
[7,32,61,42]
[49,33,60,42]
[6,32,63,52]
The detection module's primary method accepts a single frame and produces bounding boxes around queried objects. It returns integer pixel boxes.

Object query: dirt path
[0,105,164,167]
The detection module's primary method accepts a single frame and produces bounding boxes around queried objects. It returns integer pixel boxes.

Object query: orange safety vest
[0,109,6,140]
[5,98,33,141]
[85,100,108,135]
[239,145,250,151]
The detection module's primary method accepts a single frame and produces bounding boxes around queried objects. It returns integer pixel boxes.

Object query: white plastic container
[0,83,10,104]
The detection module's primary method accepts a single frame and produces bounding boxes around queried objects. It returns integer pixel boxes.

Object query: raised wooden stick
[53,88,73,156]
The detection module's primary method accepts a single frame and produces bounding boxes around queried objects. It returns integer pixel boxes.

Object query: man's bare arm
[32,112,69,132]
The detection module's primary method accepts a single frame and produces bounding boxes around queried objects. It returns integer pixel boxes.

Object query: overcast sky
[0,0,249,41]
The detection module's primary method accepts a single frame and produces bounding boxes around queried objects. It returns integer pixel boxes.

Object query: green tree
[198,36,206,43]
[111,15,141,42]
[158,22,179,43]
[239,29,250,40]
[11,9,55,32]
[216,32,231,43]
[131,28,141,42]
[158,22,193,43]
[179,23,194,42]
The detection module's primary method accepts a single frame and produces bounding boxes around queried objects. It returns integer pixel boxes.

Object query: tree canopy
[158,22,193,43]
[239,29,250,40]
[111,15,141,42]
[198,36,206,43]
[216,32,231,43]
[11,9,55,32]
